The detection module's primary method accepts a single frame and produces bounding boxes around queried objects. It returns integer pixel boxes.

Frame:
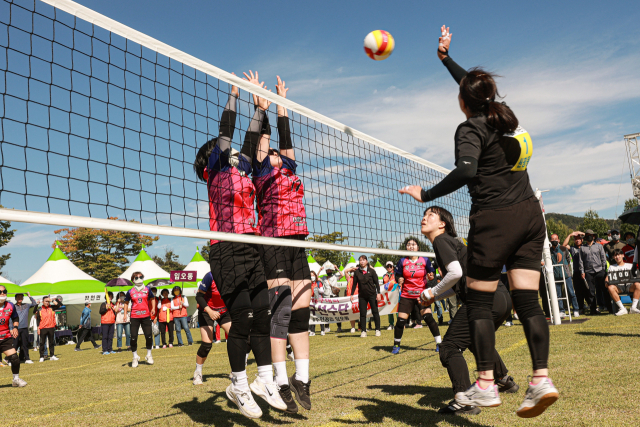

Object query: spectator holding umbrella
[99,291,117,355]
[12,292,36,363]
[75,302,100,351]
[115,292,131,351]
[158,289,175,348]
[171,286,193,346]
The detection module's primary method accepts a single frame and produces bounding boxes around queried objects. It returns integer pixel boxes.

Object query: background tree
[153,249,186,271]
[546,218,573,242]
[54,219,159,283]
[579,209,609,238]
[369,240,398,266]
[307,232,350,267]
[200,243,210,262]
[619,198,639,238]
[0,205,15,276]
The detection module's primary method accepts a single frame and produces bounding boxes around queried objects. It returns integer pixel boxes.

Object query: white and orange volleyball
[363,30,395,61]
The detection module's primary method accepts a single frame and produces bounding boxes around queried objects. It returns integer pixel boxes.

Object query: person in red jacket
[158,289,175,348]
[171,286,193,346]
[99,291,117,355]
[37,296,59,362]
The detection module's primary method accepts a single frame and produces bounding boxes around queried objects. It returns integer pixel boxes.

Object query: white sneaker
[615,307,629,316]
[455,382,501,408]
[630,306,640,314]
[504,321,513,327]
[308,331,315,336]
[214,340,221,344]
[250,375,287,411]
[145,355,154,365]
[50,356,59,361]
[12,377,27,387]
[132,355,140,368]
[193,371,203,385]
[516,377,559,418]
[350,328,356,333]
[320,331,325,336]
[155,346,160,349]
[574,311,580,317]
[375,330,381,337]
[360,331,367,338]
[25,360,34,364]
[226,383,262,419]
[39,358,44,363]
[513,313,519,320]
[559,312,566,318]
[287,352,295,362]
[386,325,393,330]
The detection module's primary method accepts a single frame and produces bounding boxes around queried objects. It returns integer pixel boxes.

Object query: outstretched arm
[399,157,478,203]
[275,76,294,160]
[217,75,240,154]
[242,70,271,162]
[437,25,467,85]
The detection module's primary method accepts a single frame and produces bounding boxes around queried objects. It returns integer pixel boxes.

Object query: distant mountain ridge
[546,213,620,231]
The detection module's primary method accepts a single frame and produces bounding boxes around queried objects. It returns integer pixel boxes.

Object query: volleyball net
[0,0,471,258]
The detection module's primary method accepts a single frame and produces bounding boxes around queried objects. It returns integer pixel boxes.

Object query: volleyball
[364,30,395,61]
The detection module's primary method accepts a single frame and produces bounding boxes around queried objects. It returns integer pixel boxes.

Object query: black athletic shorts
[613,283,633,294]
[209,241,266,297]
[198,309,231,327]
[258,235,311,281]
[398,297,426,315]
[0,337,13,353]
[467,196,545,281]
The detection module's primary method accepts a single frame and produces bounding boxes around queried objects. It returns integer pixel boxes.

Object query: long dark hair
[424,205,457,237]
[459,68,518,134]
[193,137,218,182]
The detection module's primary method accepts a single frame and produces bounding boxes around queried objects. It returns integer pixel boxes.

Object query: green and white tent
[119,248,170,285]
[184,249,211,281]
[338,263,347,283]
[344,254,357,270]
[1,276,25,300]
[21,246,106,305]
[307,254,322,277]
[373,259,387,277]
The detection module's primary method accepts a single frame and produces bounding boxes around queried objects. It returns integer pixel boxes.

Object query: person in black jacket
[349,256,381,337]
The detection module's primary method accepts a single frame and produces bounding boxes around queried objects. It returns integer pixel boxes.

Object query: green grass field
[2,313,640,426]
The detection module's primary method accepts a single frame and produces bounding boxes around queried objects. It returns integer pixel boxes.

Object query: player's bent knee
[269,286,292,340]
[251,306,271,337]
[229,307,253,340]
[197,342,213,358]
[7,352,19,365]
[289,307,310,334]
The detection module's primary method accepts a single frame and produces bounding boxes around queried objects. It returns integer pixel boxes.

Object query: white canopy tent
[119,248,170,284]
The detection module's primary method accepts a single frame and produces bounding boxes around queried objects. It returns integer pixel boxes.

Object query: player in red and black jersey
[124,272,156,368]
[250,75,312,413]
[0,284,26,387]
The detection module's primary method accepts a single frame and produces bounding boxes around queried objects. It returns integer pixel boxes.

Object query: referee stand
[542,263,572,323]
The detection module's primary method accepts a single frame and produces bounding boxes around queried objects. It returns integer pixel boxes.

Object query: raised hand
[399,185,424,203]
[230,72,239,98]
[438,25,452,60]
[242,70,272,111]
[275,76,288,99]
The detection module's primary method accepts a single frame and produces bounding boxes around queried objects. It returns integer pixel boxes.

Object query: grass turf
[2,313,640,426]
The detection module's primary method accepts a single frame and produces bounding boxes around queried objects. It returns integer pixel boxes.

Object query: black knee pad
[511,289,544,321]
[288,307,310,334]
[251,305,271,337]
[269,286,292,340]
[229,307,253,340]
[438,343,459,367]
[7,353,19,365]
[197,342,213,358]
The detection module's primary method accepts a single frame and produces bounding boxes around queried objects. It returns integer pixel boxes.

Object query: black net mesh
[0,0,471,251]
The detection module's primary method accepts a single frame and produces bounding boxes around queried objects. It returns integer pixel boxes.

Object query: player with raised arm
[193,74,284,419]
[390,239,441,355]
[249,75,312,413]
[400,26,557,418]
[0,285,27,387]
[124,272,156,368]
[420,206,518,416]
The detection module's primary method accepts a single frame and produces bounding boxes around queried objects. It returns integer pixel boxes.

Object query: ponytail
[459,68,518,134]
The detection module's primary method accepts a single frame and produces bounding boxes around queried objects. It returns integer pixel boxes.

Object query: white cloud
[5,230,56,248]
[542,181,632,215]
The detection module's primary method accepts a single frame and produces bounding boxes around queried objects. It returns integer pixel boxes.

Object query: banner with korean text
[309,288,400,324]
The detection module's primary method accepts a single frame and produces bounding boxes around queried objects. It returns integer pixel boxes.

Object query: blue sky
[2,0,640,282]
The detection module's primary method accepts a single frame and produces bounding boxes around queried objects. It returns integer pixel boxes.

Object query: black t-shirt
[455,115,535,208]
[432,233,468,301]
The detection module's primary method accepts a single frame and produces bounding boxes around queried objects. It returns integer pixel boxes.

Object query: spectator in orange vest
[37,296,59,362]
[171,286,193,346]
[99,291,117,355]
[158,289,175,348]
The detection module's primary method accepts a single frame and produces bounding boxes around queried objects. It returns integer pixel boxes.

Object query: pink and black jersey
[253,155,308,237]
[395,257,435,299]
[198,272,227,314]
[207,145,257,244]
[125,286,155,319]
[0,302,18,340]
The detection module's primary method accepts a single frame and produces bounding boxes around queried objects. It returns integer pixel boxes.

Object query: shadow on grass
[172,391,304,426]
[577,331,640,338]
[370,345,437,353]
[203,372,233,381]
[332,395,490,426]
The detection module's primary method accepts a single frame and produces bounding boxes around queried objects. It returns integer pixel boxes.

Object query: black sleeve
[277,116,293,150]
[421,157,477,202]
[196,293,208,311]
[217,94,238,154]
[442,56,468,84]
[433,236,459,269]
[99,303,107,315]
[240,108,265,161]
[371,269,380,293]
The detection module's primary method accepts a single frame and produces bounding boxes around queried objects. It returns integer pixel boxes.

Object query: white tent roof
[119,248,170,283]
[307,254,321,276]
[0,275,14,285]
[183,250,210,280]
[21,247,102,287]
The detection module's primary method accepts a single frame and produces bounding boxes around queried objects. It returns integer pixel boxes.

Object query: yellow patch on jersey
[507,126,533,172]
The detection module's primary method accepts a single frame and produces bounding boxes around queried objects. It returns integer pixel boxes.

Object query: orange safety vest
[38,306,56,330]
[101,303,116,324]
[171,296,187,318]
[158,298,172,322]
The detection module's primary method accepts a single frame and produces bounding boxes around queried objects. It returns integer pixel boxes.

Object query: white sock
[435,336,442,344]
[132,351,138,358]
[257,364,273,384]
[633,299,639,308]
[616,300,624,309]
[147,349,152,357]
[294,358,310,383]
[13,374,19,380]
[195,363,203,373]
[273,361,288,386]
[245,352,249,367]
[232,370,250,392]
